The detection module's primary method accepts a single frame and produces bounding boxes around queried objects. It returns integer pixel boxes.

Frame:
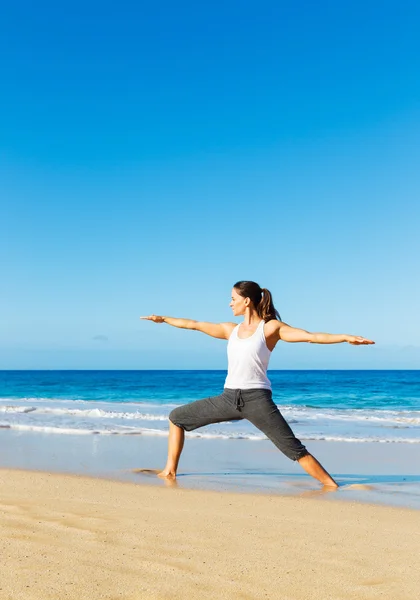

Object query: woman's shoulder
[222,322,238,336]
[263,319,282,335]
[264,318,282,328]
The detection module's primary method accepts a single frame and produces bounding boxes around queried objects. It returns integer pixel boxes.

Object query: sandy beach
[1,468,419,600]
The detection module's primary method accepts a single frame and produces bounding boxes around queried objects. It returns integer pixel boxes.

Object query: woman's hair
[233,281,281,322]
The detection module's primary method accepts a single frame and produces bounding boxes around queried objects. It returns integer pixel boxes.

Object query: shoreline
[1,429,420,509]
[1,468,420,599]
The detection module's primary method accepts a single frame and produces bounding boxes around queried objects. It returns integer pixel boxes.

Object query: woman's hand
[346,335,375,345]
[140,315,165,323]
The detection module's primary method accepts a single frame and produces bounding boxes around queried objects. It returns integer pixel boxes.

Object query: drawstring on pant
[234,389,245,411]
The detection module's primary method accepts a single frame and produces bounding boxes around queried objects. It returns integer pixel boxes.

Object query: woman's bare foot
[132,468,178,487]
[298,454,338,488]
[300,485,339,498]
[132,468,176,479]
[324,482,339,489]
[157,470,176,480]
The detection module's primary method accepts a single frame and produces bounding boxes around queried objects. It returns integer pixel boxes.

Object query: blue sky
[1,1,419,369]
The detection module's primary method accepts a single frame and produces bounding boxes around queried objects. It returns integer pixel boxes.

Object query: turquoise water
[1,370,419,444]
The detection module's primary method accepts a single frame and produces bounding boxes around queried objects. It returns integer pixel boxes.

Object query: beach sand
[1,468,419,600]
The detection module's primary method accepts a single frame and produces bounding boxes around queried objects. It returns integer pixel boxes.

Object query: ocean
[1,370,419,445]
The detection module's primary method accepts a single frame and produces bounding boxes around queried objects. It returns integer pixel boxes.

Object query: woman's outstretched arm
[277,322,374,345]
[140,315,235,340]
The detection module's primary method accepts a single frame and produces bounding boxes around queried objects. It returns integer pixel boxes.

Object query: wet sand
[1,429,420,508]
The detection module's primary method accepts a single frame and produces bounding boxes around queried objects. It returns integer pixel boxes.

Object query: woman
[141,281,374,488]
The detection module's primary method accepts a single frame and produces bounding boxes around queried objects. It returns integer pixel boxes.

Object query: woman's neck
[242,310,262,327]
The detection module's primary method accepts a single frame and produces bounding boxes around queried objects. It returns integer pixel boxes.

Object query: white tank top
[224,320,272,390]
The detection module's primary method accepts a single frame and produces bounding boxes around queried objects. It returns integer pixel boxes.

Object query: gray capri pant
[169,388,308,462]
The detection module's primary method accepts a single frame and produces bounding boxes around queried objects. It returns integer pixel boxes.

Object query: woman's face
[229,288,248,316]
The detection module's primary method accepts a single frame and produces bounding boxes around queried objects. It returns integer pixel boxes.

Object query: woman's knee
[168,407,183,427]
[280,444,309,462]
[263,431,308,461]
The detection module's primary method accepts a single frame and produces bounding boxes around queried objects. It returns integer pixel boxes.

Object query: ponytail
[259,287,281,322]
